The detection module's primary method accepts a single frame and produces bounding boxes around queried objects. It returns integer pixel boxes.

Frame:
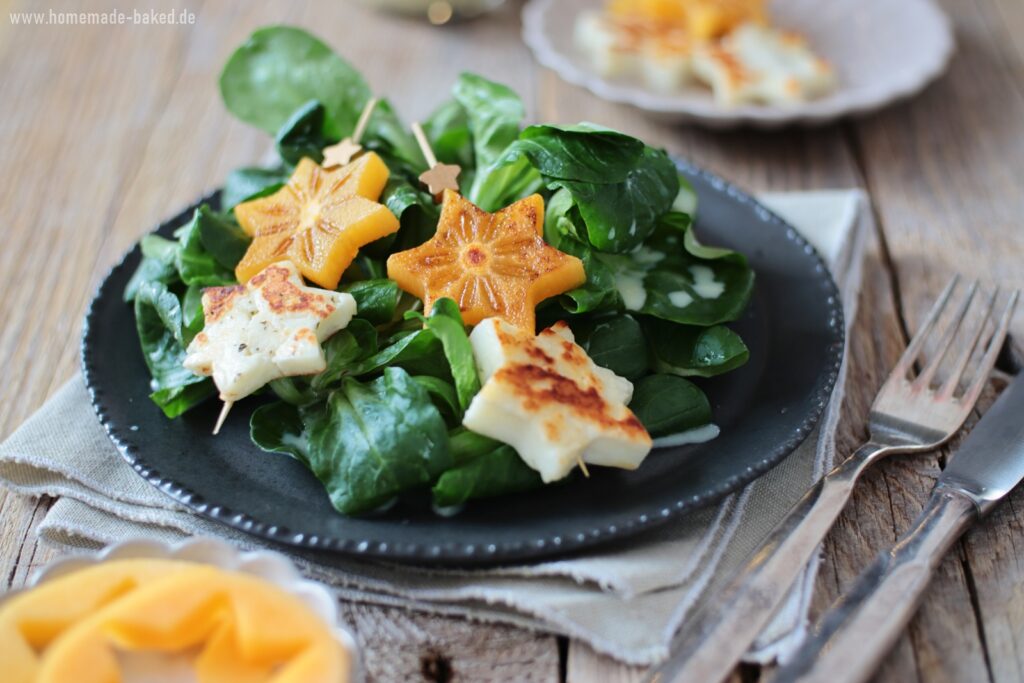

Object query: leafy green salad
[126,26,754,515]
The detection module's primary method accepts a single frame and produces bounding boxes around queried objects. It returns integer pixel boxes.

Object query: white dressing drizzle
[689,265,725,299]
[652,423,721,448]
[668,291,694,308]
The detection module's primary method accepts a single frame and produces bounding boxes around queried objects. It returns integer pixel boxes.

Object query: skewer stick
[577,455,590,478]
[322,98,379,168]
[213,400,233,436]
[352,97,379,144]
[411,121,461,197]
[411,121,439,168]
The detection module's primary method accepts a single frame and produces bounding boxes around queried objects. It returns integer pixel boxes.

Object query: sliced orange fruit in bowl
[234,153,399,290]
[387,190,586,332]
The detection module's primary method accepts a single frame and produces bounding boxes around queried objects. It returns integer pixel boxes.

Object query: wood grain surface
[1,0,1021,681]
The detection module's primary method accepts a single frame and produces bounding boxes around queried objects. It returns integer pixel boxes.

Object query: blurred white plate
[522,0,955,128]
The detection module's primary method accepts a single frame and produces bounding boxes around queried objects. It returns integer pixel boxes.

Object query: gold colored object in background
[356,0,505,23]
[607,0,766,39]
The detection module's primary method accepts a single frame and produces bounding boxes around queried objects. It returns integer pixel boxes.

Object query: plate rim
[81,161,845,565]
[521,0,956,128]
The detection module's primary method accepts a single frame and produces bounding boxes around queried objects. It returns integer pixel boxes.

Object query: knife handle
[771,488,978,683]
[644,442,891,683]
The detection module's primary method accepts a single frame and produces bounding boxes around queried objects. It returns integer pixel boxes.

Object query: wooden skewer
[322,98,380,168]
[352,97,379,144]
[411,121,461,198]
[212,400,233,436]
[411,121,439,168]
[577,455,590,478]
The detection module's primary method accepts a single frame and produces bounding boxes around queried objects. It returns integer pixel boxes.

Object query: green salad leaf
[432,443,543,508]
[220,26,371,138]
[124,234,179,302]
[454,73,542,210]
[134,281,214,418]
[571,314,649,381]
[250,401,308,463]
[302,367,452,514]
[275,99,328,165]
[220,166,289,212]
[644,318,749,377]
[629,374,712,437]
[424,98,473,169]
[175,206,248,286]
[346,279,401,325]
[406,298,481,415]
[510,124,679,253]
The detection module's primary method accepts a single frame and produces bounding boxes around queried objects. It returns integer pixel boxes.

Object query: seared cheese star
[386,191,586,332]
[463,318,652,483]
[692,24,836,105]
[233,153,399,290]
[183,261,356,402]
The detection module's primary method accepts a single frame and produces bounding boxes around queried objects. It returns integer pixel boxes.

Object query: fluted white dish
[522,0,955,128]
[14,537,360,683]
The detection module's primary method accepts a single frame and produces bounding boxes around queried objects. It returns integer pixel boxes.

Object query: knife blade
[935,374,1024,512]
[772,375,1024,683]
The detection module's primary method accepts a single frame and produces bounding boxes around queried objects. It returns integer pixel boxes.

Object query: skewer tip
[213,400,234,436]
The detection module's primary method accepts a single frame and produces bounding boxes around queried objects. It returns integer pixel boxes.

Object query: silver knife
[771,375,1024,683]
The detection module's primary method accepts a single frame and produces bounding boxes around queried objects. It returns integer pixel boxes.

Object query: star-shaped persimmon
[233,154,399,290]
[387,190,586,332]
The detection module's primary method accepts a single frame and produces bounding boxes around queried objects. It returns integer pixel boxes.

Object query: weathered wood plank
[845,0,1024,680]
[342,604,560,683]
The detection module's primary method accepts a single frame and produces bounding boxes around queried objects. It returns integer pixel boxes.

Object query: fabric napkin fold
[0,190,869,667]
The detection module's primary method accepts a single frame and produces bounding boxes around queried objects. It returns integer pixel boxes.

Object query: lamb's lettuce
[250,401,308,463]
[453,74,542,210]
[220,26,371,138]
[275,99,328,165]
[175,205,248,286]
[406,298,481,415]
[644,319,749,377]
[294,368,453,514]
[345,279,401,325]
[424,98,473,169]
[629,374,712,438]
[571,314,649,382]
[506,124,679,253]
[134,281,214,418]
[432,442,542,507]
[221,167,288,212]
[124,235,179,302]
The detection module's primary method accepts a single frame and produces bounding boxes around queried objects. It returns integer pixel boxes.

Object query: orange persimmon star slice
[234,154,399,290]
[387,191,586,332]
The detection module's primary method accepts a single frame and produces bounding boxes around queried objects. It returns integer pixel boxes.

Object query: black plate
[82,161,843,566]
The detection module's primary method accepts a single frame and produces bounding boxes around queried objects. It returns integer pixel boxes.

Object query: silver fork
[644,277,1020,683]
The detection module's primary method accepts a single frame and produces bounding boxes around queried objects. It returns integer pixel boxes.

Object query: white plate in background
[522,0,955,128]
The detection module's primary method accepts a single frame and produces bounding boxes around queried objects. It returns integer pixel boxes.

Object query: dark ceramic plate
[82,161,843,566]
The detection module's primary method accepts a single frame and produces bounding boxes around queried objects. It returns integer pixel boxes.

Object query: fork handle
[644,442,890,683]
[771,488,978,683]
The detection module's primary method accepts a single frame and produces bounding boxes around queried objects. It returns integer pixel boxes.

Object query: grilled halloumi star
[183,261,356,403]
[692,24,836,105]
[463,318,652,483]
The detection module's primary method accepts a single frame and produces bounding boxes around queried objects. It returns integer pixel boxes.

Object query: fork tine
[958,290,1020,406]
[913,281,979,389]
[892,275,960,376]
[937,288,998,399]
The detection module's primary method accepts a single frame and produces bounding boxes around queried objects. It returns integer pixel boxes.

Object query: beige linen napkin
[0,190,869,666]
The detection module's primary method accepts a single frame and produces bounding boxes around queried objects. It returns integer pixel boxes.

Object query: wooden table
[1,0,1022,680]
